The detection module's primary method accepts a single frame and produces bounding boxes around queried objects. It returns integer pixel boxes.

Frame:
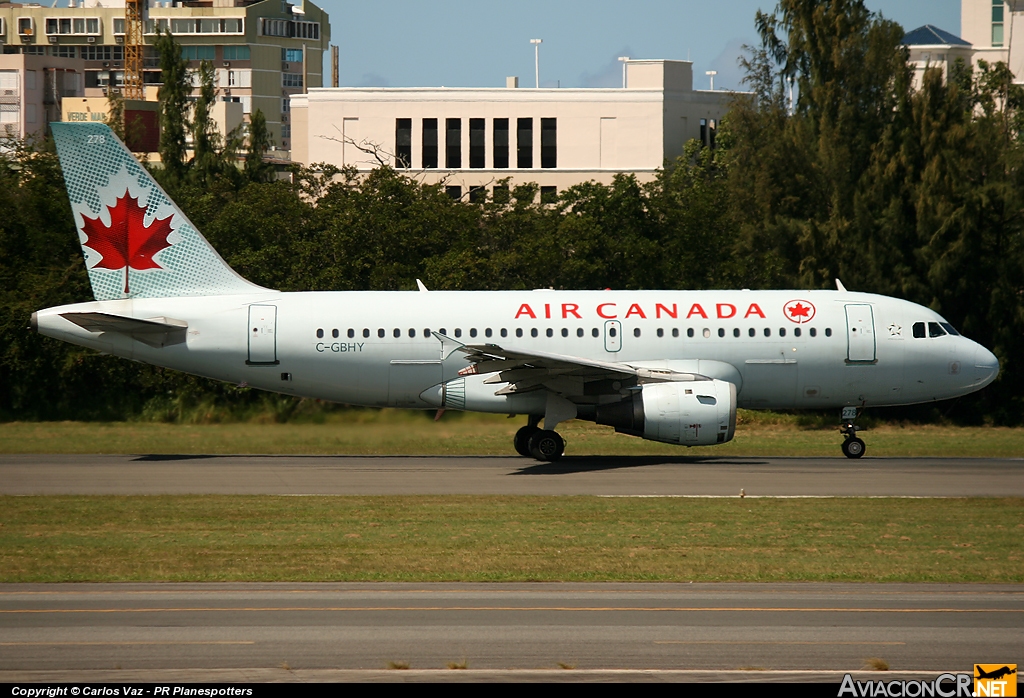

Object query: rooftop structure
[290,60,739,202]
[902,24,974,89]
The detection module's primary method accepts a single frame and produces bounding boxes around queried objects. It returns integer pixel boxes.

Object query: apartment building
[960,0,1024,77]
[0,51,83,139]
[0,0,329,150]
[290,60,737,201]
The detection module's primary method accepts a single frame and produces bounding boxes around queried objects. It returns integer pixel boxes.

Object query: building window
[446,185,462,200]
[113,18,125,35]
[282,48,303,63]
[993,0,1005,46]
[493,118,509,169]
[493,184,509,203]
[446,118,461,168]
[422,118,438,168]
[17,17,33,36]
[395,118,412,168]
[517,117,533,168]
[469,185,485,203]
[541,117,556,168]
[223,45,250,61]
[181,45,216,61]
[469,118,485,168]
[57,46,77,59]
[540,186,557,204]
[282,73,303,88]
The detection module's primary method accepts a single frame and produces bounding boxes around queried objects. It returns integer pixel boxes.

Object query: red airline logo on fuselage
[513,302,769,321]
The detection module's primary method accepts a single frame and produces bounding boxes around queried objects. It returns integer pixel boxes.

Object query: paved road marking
[0,641,255,646]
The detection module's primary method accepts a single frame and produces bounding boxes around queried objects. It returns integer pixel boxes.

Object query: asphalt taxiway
[0,454,1020,496]
[0,583,1020,677]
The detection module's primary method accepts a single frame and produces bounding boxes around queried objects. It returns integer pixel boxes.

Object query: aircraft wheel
[842,437,866,459]
[513,425,539,457]
[528,430,565,462]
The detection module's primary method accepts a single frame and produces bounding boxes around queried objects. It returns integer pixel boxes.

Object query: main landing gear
[514,414,565,462]
[840,406,866,459]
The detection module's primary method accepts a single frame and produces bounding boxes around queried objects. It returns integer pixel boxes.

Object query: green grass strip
[2,419,1024,456]
[2,496,1021,583]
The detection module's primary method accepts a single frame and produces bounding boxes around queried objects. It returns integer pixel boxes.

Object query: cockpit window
[939,322,960,336]
[928,322,947,338]
[913,322,925,338]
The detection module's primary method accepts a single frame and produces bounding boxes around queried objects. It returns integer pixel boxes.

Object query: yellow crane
[123,0,145,100]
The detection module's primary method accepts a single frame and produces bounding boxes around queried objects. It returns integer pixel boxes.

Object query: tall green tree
[155,29,191,184]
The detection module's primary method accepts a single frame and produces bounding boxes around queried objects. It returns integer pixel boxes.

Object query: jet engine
[594,379,737,446]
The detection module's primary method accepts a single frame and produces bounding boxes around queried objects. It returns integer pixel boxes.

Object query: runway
[0,583,1020,677]
[0,454,1021,496]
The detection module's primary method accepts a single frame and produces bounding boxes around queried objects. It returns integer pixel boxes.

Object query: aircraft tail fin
[51,122,265,301]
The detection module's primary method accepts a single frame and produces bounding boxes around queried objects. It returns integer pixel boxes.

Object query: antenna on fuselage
[836,279,848,292]
[416,279,429,292]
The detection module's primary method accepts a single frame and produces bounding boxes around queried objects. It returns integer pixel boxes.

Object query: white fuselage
[35,289,999,413]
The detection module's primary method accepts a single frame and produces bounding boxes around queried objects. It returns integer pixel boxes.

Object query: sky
[317,0,961,91]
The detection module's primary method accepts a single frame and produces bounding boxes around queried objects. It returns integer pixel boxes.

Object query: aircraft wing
[454,342,708,398]
[60,312,188,348]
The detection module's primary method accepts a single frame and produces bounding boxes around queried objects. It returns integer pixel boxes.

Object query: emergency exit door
[247,305,278,365]
[604,320,621,352]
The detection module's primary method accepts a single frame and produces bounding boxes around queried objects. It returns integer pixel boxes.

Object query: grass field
[2,412,1023,457]
[1,496,1020,583]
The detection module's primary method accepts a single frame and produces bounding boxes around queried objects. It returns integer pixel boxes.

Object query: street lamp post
[618,56,629,88]
[531,39,543,88]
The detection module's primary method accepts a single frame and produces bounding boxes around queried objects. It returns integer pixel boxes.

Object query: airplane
[31,123,1001,461]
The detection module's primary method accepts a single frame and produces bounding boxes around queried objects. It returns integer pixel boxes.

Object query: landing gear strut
[840,406,866,459]
[513,415,565,462]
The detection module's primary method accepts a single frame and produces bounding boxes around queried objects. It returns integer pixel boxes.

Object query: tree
[244,108,273,183]
[190,59,221,185]
[155,29,191,185]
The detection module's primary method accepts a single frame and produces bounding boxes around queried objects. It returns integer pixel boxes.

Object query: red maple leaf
[81,191,174,294]
[788,303,811,318]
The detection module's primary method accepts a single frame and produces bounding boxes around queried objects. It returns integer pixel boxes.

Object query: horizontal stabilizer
[60,312,187,348]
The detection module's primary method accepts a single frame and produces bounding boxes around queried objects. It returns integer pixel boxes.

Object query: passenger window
[672,328,679,338]
[485,328,492,338]
[609,327,617,337]
[825,328,832,337]
[470,328,477,338]
[717,328,724,338]
[531,328,538,338]
[687,328,694,338]
[928,322,946,338]
[733,328,740,338]
[546,328,553,337]
[363,328,370,338]
[810,327,817,337]
[913,322,926,338]
[424,328,431,337]
[794,328,801,337]
[332,329,339,338]
[516,328,523,338]
[454,328,462,338]
[561,328,568,337]
[704,328,711,338]
[633,328,641,337]
[748,328,755,337]
[316,328,324,338]
[779,328,786,337]
[378,328,385,338]
[409,329,416,338]
[592,328,599,337]
[501,328,508,338]
[577,328,584,337]
[764,328,771,337]
[348,329,355,338]
[657,328,664,337]
[393,328,401,338]
[440,328,447,335]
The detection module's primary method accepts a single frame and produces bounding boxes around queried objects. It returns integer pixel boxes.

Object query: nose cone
[973,345,1000,389]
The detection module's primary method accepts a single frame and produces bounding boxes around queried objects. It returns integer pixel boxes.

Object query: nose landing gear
[840,406,866,459]
[513,414,565,462]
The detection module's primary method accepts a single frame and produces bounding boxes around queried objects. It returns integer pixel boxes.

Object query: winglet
[416,279,429,292]
[836,278,848,292]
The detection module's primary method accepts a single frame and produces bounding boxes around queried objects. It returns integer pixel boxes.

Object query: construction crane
[123,0,145,100]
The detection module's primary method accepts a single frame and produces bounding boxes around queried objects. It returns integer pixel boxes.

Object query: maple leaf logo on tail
[80,191,174,295]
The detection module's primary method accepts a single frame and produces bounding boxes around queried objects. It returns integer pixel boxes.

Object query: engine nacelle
[595,379,737,446]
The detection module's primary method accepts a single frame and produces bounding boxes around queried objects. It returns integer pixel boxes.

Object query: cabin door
[845,304,877,363]
[604,320,622,352]
[247,305,278,365]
